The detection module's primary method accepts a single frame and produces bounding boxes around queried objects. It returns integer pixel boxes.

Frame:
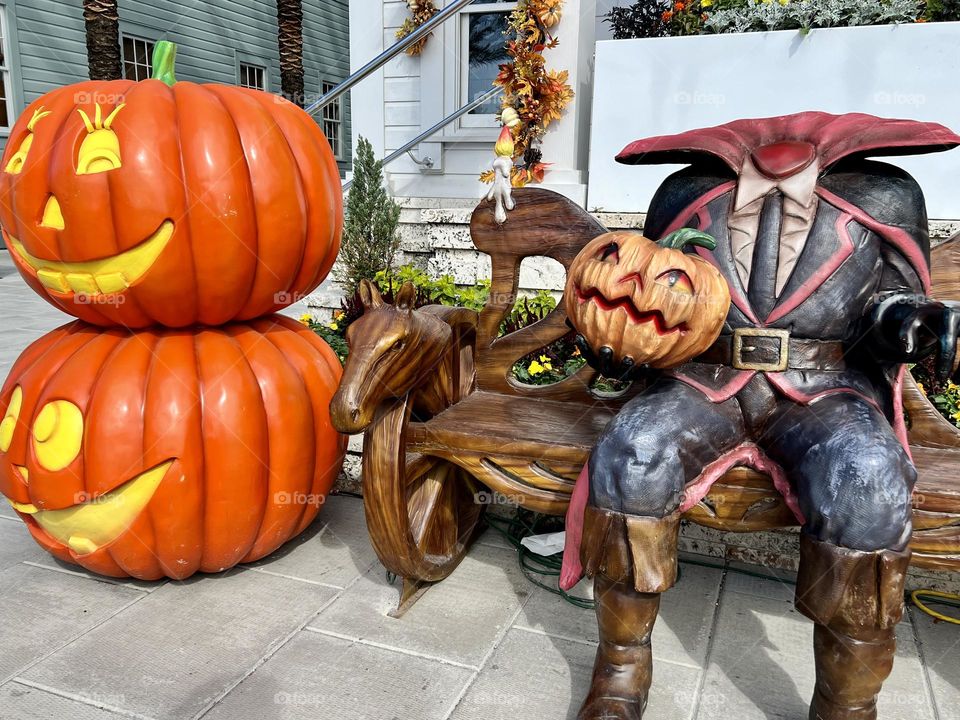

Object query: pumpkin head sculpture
[0,41,342,328]
[0,315,345,580]
[565,229,731,369]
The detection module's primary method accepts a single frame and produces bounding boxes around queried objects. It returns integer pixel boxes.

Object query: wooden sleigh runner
[331,188,960,615]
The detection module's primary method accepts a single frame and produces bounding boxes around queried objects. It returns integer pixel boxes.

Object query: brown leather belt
[694,328,847,372]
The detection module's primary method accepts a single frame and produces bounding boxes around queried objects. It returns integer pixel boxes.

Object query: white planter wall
[587,22,960,219]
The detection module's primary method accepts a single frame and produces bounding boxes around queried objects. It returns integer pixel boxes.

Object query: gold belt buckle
[732,328,790,372]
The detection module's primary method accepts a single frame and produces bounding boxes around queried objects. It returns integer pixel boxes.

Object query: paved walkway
[0,252,957,719]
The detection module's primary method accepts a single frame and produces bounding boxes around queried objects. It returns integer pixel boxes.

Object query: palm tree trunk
[83,0,122,81]
[277,0,305,107]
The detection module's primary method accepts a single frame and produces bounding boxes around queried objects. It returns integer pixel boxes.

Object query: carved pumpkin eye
[32,400,84,471]
[76,103,125,175]
[4,108,52,174]
[0,386,23,452]
[597,242,619,263]
[655,269,694,295]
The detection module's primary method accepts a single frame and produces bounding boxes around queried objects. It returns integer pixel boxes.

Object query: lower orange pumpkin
[0,315,346,580]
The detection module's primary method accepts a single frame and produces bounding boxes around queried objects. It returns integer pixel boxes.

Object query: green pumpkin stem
[151,41,178,86]
[658,228,717,252]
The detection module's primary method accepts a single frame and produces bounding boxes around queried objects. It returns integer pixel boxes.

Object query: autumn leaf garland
[481,0,574,187]
[396,1,439,56]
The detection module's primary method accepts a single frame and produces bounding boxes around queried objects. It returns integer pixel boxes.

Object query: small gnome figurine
[487,107,521,224]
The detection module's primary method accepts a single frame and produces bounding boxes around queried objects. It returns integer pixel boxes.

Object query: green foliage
[606,0,671,39]
[374,266,492,311]
[608,0,939,38]
[910,358,960,429]
[923,0,960,19]
[335,136,402,295]
[298,312,349,364]
[705,0,924,34]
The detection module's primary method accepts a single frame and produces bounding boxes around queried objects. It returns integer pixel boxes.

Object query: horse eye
[390,340,404,352]
[598,242,619,263]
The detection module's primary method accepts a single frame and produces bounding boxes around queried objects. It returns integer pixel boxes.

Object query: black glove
[572,332,650,383]
[871,294,960,381]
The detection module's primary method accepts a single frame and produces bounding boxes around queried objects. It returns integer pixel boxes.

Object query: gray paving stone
[516,561,722,668]
[22,559,168,594]
[909,605,960,718]
[0,681,132,720]
[723,563,797,603]
[472,524,514,551]
[0,564,144,683]
[450,628,699,720]
[205,630,473,720]
[877,617,936,720]
[309,544,531,668]
[22,568,337,720]
[245,495,379,588]
[701,582,933,720]
[0,517,49,569]
[0,501,17,518]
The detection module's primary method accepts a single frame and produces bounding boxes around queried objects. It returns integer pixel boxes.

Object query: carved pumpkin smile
[4,220,174,296]
[575,285,689,335]
[9,460,175,556]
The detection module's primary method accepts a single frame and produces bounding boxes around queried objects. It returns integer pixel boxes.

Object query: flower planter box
[587,22,960,218]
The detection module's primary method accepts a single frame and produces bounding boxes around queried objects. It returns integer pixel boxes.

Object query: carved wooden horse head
[331,280,453,433]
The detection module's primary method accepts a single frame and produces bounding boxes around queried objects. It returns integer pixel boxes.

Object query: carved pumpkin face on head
[0,42,342,328]
[565,229,731,369]
[0,316,346,580]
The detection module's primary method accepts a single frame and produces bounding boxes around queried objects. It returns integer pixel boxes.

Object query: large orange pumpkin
[565,229,730,369]
[0,314,346,580]
[0,42,341,328]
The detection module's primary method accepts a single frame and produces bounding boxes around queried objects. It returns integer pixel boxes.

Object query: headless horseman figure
[568,114,960,720]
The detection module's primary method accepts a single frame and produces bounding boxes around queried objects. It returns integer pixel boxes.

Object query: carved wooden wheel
[362,394,485,616]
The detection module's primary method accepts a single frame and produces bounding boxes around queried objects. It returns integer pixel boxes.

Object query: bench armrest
[470,188,608,398]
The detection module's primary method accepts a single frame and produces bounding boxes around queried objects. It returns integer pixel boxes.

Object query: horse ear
[358,279,384,309]
[395,281,417,311]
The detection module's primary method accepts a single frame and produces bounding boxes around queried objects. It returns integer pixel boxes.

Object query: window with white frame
[0,6,15,131]
[238,62,266,91]
[460,0,515,127]
[122,35,154,81]
[320,81,342,159]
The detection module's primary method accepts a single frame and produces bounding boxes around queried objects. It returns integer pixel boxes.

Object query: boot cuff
[580,506,680,593]
[796,533,911,632]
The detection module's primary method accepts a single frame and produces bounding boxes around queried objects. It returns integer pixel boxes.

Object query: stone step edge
[400,206,959,240]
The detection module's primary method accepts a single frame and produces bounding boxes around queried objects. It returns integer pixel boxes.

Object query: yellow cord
[911,589,960,625]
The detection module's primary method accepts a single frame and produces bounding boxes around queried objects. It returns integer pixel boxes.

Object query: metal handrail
[342,86,503,191]
[306,0,476,117]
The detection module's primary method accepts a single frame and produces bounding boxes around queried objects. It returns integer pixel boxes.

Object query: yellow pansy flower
[701,0,713,6]
[299,313,313,325]
[528,360,546,376]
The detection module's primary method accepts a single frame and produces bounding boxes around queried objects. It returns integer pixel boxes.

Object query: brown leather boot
[577,506,681,720]
[795,533,912,720]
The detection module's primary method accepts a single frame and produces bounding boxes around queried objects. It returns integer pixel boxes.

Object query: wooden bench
[337,188,960,613]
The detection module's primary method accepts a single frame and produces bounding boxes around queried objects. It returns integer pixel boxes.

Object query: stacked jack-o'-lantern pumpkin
[0,42,346,579]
